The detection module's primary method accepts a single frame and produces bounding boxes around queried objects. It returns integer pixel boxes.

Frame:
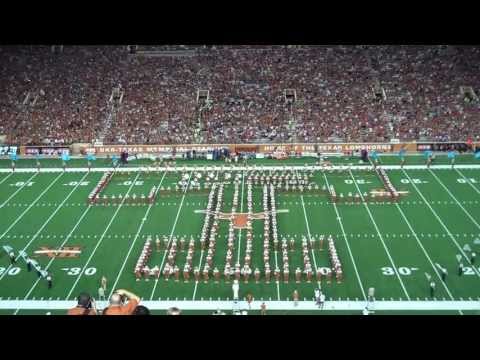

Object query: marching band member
[213,267,220,283]
[295,267,302,283]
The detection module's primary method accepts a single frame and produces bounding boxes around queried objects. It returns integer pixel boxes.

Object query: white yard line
[108,171,167,298]
[2,300,479,311]
[236,170,245,264]
[149,171,193,300]
[0,172,14,186]
[273,249,281,301]
[455,168,480,196]
[65,173,141,300]
[14,198,95,312]
[0,172,64,245]
[322,172,367,300]
[349,170,411,300]
[429,169,480,230]
[402,169,480,278]
[0,173,38,209]
[394,203,463,314]
[266,183,281,301]
[191,249,204,301]
[294,170,320,286]
[0,172,85,282]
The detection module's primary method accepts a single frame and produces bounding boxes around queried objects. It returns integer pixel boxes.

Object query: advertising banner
[23,146,70,156]
[0,145,19,156]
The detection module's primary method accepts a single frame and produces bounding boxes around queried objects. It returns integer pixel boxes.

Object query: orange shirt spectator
[67,292,97,315]
[103,289,140,316]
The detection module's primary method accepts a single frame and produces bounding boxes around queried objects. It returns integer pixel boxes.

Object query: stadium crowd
[1,45,480,146]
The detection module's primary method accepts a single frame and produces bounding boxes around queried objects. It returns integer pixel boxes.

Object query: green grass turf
[1,155,480,315]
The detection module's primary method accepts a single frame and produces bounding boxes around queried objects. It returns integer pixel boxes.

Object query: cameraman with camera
[67,292,97,315]
[102,289,140,315]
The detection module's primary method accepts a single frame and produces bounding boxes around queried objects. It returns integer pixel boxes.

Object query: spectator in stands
[102,288,140,315]
[2,45,480,146]
[67,292,97,315]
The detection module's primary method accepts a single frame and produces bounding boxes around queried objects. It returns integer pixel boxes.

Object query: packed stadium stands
[1,45,480,146]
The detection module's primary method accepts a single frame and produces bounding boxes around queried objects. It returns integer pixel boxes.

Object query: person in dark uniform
[46,273,52,289]
[429,281,436,298]
[458,263,464,276]
[441,268,447,282]
[471,252,476,265]
[9,252,16,264]
[36,267,42,278]
[26,258,32,272]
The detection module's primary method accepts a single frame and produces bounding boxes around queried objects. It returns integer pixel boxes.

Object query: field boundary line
[149,171,193,300]
[65,173,141,300]
[108,171,167,298]
[2,300,479,311]
[323,172,367,300]
[402,169,480,278]
[349,170,411,300]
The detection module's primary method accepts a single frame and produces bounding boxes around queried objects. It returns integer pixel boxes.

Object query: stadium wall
[72,142,478,156]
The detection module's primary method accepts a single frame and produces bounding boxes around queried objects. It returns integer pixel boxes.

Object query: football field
[1,154,480,315]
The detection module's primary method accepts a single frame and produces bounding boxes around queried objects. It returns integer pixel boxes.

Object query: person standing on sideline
[98,286,106,301]
[319,292,326,310]
[9,252,16,264]
[101,276,107,291]
[314,288,321,306]
[260,302,267,315]
[46,273,52,289]
[26,258,32,272]
[458,262,464,276]
[292,290,299,307]
[246,292,253,309]
[430,281,436,298]
[441,268,447,282]
[232,279,240,301]
[471,252,476,265]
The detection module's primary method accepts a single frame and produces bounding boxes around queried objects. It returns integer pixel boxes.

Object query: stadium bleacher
[1,45,480,146]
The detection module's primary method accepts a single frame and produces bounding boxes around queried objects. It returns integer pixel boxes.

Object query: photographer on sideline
[103,289,140,315]
[67,292,97,315]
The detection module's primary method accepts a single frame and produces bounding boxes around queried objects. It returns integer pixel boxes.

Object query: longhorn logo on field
[33,246,82,258]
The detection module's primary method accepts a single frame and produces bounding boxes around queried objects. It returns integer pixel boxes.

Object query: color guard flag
[423,150,433,159]
[9,153,18,161]
[87,154,96,161]
[61,152,70,162]
[398,149,406,158]
[112,155,119,165]
[447,150,456,159]
[370,151,379,161]
[475,152,480,160]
